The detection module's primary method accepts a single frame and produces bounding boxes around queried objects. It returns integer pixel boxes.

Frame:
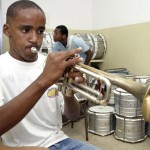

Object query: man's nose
[30,31,38,44]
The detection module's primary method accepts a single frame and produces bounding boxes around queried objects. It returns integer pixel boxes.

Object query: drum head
[114,88,131,96]
[89,105,114,113]
[74,33,107,60]
[90,34,106,59]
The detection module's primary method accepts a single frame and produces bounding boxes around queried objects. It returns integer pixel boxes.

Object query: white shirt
[0,78,4,106]
[0,52,68,147]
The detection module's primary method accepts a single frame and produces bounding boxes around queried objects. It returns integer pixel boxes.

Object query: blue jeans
[48,138,101,150]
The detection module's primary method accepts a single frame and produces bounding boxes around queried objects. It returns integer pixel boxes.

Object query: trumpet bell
[142,88,150,121]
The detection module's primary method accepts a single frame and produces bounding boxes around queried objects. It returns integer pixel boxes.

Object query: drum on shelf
[90,34,106,60]
[75,33,94,53]
[74,33,106,60]
[114,88,142,117]
[41,32,54,53]
[145,122,150,136]
[114,115,146,143]
[88,105,115,136]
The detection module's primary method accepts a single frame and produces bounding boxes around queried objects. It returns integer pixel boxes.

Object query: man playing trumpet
[0,0,100,150]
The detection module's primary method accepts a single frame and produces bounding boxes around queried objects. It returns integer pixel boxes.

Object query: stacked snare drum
[113,88,146,143]
[88,105,115,136]
[134,75,150,137]
[113,75,150,143]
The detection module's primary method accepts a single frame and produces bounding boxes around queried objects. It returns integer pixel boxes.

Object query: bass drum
[90,34,107,60]
[74,33,106,60]
[74,33,94,53]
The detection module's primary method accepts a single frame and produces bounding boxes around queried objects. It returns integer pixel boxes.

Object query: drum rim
[88,105,114,113]
[115,114,144,121]
[135,75,150,78]
[90,33,107,59]
[113,88,132,95]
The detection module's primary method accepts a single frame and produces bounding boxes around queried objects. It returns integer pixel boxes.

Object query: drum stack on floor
[113,87,146,143]
[87,73,150,143]
[113,75,150,143]
[87,69,130,138]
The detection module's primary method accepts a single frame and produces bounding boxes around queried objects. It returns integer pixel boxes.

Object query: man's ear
[3,24,11,37]
[62,34,66,40]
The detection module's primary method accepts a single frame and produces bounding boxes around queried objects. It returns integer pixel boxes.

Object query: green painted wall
[93,22,150,75]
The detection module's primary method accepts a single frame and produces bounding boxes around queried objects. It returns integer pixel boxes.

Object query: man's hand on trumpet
[40,47,85,89]
[38,47,86,121]
[58,52,87,97]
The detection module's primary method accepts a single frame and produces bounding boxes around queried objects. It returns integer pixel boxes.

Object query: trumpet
[59,68,111,105]
[32,48,150,121]
[60,63,150,122]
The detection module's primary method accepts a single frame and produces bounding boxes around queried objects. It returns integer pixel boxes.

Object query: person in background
[0,1,100,150]
[53,25,93,65]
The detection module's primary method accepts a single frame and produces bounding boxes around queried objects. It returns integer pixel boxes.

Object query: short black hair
[6,0,45,23]
[56,25,68,37]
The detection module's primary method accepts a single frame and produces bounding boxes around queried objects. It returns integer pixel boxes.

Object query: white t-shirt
[0,52,68,147]
[0,78,4,106]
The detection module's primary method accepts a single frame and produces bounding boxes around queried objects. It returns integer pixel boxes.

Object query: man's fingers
[51,47,82,61]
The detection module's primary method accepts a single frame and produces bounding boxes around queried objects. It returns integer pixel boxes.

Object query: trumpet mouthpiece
[31,47,37,53]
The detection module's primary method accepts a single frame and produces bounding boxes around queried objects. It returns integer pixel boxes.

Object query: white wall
[92,0,150,29]
[1,0,93,30]
[2,0,150,30]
